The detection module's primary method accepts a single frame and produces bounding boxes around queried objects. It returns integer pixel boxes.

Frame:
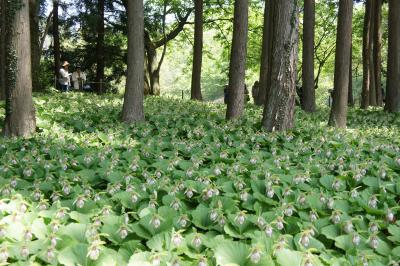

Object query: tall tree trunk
[328,0,353,128]
[53,0,60,81]
[368,0,377,106]
[302,0,316,112]
[385,0,400,112]
[226,0,248,120]
[4,0,36,137]
[257,0,273,106]
[374,0,383,106]
[30,0,41,92]
[122,0,145,123]
[361,0,371,109]
[262,0,299,131]
[0,0,6,100]
[96,0,105,93]
[190,0,203,101]
[348,43,354,106]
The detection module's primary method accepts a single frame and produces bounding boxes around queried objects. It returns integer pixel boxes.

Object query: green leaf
[321,225,340,240]
[388,225,400,243]
[275,249,303,266]
[127,252,152,266]
[214,240,250,266]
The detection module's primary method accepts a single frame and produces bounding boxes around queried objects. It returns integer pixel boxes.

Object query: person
[72,66,87,90]
[252,81,259,103]
[59,61,71,92]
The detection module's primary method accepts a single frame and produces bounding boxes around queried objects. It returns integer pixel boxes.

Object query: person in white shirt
[72,66,87,90]
[59,61,71,92]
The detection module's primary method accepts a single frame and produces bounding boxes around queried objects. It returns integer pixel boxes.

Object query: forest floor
[0,93,399,265]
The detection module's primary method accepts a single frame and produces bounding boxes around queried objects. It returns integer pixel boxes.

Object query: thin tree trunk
[385,0,400,112]
[0,0,6,101]
[122,0,145,123]
[257,0,272,106]
[96,0,105,93]
[191,0,203,101]
[262,0,299,131]
[4,0,36,137]
[348,43,354,106]
[302,0,316,112]
[39,11,53,55]
[328,0,353,128]
[30,0,41,92]
[226,0,248,120]
[374,0,383,106]
[361,0,371,109]
[53,0,60,81]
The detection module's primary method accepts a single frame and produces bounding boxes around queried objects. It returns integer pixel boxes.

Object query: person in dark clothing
[252,81,260,103]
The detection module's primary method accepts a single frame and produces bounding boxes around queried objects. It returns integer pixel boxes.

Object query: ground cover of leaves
[0,93,399,266]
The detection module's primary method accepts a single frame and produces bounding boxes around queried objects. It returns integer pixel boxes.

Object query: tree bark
[0,0,6,100]
[122,0,145,123]
[328,0,353,128]
[385,0,400,113]
[30,0,41,92]
[302,0,316,112]
[373,0,383,106]
[53,0,60,80]
[144,33,161,96]
[348,43,354,106]
[361,0,371,109]
[257,0,273,106]
[190,0,203,101]
[4,0,36,137]
[262,0,299,131]
[122,1,192,96]
[368,0,377,106]
[226,0,248,120]
[96,0,105,93]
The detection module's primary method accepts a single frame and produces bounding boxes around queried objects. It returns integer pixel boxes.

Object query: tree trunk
[257,0,273,106]
[53,0,60,81]
[40,11,53,55]
[302,0,316,112]
[262,0,299,131]
[30,0,41,92]
[328,0,353,128]
[0,0,6,101]
[374,0,383,106]
[361,0,371,109]
[190,0,203,101]
[144,33,161,96]
[348,43,354,106]
[4,0,36,137]
[96,0,105,93]
[226,0,248,120]
[385,0,400,112]
[122,0,145,123]
[368,0,377,106]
